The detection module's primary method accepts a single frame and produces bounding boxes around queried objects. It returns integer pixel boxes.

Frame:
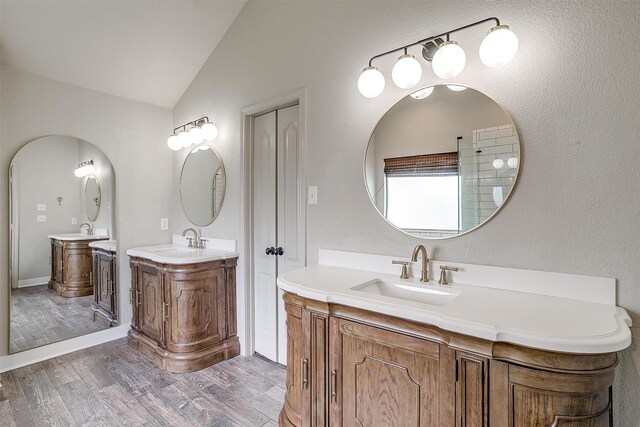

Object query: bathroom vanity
[126,244,240,373]
[277,250,632,427]
[89,240,117,326]
[48,233,109,297]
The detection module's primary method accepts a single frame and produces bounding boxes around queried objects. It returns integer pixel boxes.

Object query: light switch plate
[308,186,318,205]
[160,218,169,230]
[37,204,46,211]
[71,217,77,225]
[37,215,46,222]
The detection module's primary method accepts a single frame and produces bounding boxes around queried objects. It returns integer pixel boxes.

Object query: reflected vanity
[364,84,520,238]
[9,135,117,353]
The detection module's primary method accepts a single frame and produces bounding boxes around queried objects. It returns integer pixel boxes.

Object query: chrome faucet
[80,223,94,235]
[411,244,429,282]
[182,228,199,248]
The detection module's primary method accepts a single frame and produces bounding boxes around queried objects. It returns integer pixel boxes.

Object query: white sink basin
[152,246,198,254]
[352,279,461,306]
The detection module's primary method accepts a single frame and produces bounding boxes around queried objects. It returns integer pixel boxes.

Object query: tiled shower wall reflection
[460,124,519,232]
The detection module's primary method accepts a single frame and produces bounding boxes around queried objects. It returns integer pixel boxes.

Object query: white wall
[171,2,640,424]
[0,66,173,355]
[13,136,82,282]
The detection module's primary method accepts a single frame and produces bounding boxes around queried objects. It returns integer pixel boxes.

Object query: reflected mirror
[84,176,101,221]
[365,85,520,238]
[9,136,117,353]
[180,145,226,226]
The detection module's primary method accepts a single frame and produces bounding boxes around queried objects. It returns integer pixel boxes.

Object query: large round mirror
[84,176,101,221]
[364,85,520,239]
[180,145,226,226]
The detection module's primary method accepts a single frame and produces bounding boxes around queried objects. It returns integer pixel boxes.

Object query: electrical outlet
[37,215,46,222]
[308,186,318,205]
[37,204,46,211]
[160,218,169,230]
[71,217,77,225]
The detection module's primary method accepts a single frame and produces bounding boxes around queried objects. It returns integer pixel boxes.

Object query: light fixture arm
[173,116,210,134]
[367,17,500,66]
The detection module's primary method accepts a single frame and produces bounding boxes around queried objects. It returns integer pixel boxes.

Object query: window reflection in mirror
[364,85,520,239]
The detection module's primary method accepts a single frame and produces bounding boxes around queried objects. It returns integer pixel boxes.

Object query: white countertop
[277,264,632,354]
[89,240,116,252]
[48,233,110,241]
[126,244,238,265]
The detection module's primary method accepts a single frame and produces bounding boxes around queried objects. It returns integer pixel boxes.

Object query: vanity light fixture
[492,158,505,169]
[446,84,468,92]
[410,86,434,99]
[358,17,518,98]
[168,116,218,151]
[74,160,96,177]
[507,157,519,168]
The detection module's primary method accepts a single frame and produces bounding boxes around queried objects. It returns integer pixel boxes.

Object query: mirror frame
[363,84,521,239]
[179,144,227,226]
[84,175,101,222]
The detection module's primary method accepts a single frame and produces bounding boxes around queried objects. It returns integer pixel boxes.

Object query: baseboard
[0,323,130,373]
[16,276,49,288]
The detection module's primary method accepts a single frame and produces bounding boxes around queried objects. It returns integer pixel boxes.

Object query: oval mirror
[84,176,101,221]
[364,84,520,239]
[180,145,226,226]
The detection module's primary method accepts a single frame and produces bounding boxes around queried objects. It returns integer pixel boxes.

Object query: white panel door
[276,105,304,364]
[253,111,278,361]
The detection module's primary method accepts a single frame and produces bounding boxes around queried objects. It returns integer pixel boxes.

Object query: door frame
[240,88,307,357]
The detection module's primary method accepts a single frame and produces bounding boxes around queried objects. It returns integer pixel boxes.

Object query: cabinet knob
[276,247,284,256]
[265,247,275,255]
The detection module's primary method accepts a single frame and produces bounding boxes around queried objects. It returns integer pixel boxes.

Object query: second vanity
[278,249,632,427]
[126,243,240,373]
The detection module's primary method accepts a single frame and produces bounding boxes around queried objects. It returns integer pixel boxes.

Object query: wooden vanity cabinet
[49,237,107,297]
[280,292,617,427]
[91,246,117,326]
[128,256,240,373]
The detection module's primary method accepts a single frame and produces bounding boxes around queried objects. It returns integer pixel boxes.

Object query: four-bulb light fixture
[167,116,218,151]
[358,17,518,98]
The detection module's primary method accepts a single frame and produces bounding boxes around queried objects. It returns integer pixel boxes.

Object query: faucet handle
[186,237,194,248]
[392,260,410,280]
[438,265,459,285]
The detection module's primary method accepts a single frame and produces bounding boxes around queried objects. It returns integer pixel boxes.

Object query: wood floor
[0,338,286,426]
[10,284,110,353]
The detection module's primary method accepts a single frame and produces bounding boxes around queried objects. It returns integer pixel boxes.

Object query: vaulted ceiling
[0,0,246,108]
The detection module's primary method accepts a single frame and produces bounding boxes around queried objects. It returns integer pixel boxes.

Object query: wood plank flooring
[11,284,110,353]
[0,338,286,426]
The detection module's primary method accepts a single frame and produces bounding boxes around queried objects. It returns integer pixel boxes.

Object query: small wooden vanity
[49,234,109,297]
[277,258,631,427]
[127,245,240,373]
[90,240,117,325]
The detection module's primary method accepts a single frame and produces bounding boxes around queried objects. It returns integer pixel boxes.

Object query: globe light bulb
[391,53,422,89]
[446,85,467,92]
[493,158,505,169]
[432,41,466,79]
[201,122,219,140]
[479,25,518,68]
[167,134,181,151]
[507,157,519,168]
[357,66,385,98]
[188,125,204,145]
[410,86,434,100]
[178,130,191,148]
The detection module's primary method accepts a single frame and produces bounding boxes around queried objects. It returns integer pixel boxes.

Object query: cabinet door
[329,318,455,427]
[53,242,63,283]
[489,360,613,427]
[283,299,306,426]
[456,352,488,427]
[166,268,226,353]
[95,253,113,312]
[137,264,165,344]
[64,246,92,285]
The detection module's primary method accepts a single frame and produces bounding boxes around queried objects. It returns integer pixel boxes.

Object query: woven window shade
[384,152,459,177]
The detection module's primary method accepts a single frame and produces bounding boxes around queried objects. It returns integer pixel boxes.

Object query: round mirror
[364,84,520,239]
[180,145,226,226]
[84,176,101,221]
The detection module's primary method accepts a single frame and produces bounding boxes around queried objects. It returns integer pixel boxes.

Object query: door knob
[265,247,276,255]
[276,247,284,256]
